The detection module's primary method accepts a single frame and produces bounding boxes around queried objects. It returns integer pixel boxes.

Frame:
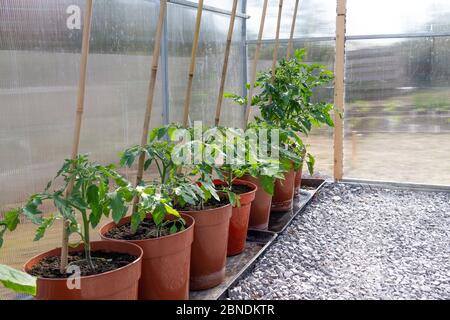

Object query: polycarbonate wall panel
[0,0,163,299]
[347,0,450,36]
[246,0,336,40]
[344,38,450,185]
[248,40,336,177]
[188,0,239,11]
[167,3,246,127]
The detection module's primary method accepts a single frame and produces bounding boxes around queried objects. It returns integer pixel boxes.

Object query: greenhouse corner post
[61,0,93,273]
[244,0,269,127]
[334,0,346,181]
[132,0,167,213]
[214,0,239,127]
[286,0,300,59]
[182,0,204,128]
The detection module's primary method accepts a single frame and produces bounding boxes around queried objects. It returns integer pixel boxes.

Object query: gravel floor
[229,183,450,300]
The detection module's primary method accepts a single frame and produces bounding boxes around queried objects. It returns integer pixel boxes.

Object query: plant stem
[81,210,95,271]
[228,167,233,191]
[155,160,163,182]
[161,164,167,184]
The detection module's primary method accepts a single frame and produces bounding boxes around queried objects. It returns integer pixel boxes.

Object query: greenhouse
[0,0,449,302]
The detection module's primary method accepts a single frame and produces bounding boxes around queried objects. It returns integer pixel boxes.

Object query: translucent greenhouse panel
[347,0,450,36]
[0,0,163,299]
[344,38,450,185]
[167,3,246,127]
[246,0,336,40]
[79,0,164,172]
[247,41,336,177]
[187,0,240,11]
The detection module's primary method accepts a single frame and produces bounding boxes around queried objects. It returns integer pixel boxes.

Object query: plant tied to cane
[120,124,224,235]
[225,48,333,176]
[203,125,284,201]
[253,48,335,133]
[0,154,136,272]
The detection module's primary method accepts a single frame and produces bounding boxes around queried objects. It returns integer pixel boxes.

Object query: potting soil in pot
[28,251,137,278]
[104,219,183,240]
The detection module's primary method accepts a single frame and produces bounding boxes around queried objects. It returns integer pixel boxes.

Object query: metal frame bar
[246,36,336,44]
[347,31,450,40]
[168,0,249,19]
[246,31,450,45]
[341,179,450,193]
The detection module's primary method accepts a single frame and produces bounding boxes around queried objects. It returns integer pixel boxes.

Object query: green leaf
[130,212,143,234]
[167,127,178,141]
[149,127,159,142]
[169,224,178,235]
[34,215,55,241]
[0,228,5,248]
[0,264,36,296]
[163,204,180,218]
[152,204,166,226]
[260,175,275,195]
[109,192,128,224]
[307,153,315,176]
[87,185,102,228]
[53,195,74,220]
[3,209,21,231]
[227,191,240,208]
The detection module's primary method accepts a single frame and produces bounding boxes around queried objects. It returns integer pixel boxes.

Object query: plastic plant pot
[99,214,194,300]
[24,241,143,300]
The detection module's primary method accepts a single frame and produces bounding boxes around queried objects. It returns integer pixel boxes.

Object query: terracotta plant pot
[294,164,304,193]
[272,167,296,212]
[182,203,232,290]
[240,175,273,230]
[214,179,257,256]
[99,214,194,300]
[294,149,306,193]
[24,241,143,300]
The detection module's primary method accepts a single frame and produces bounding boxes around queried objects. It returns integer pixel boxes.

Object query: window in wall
[344,38,450,185]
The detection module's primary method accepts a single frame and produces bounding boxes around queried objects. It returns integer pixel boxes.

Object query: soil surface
[29,250,137,279]
[105,219,182,240]
[175,196,229,211]
[230,184,253,194]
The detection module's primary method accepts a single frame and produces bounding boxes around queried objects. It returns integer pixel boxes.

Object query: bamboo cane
[271,0,284,82]
[131,0,167,213]
[214,0,238,127]
[286,0,300,59]
[60,0,93,273]
[182,0,204,127]
[244,0,269,127]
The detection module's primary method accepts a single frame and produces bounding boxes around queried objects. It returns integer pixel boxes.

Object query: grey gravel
[229,183,450,300]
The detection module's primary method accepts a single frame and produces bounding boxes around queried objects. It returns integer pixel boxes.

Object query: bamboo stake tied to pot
[182,0,205,128]
[244,0,269,127]
[61,0,94,272]
[132,0,167,213]
[271,0,284,85]
[286,0,300,59]
[214,0,238,127]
